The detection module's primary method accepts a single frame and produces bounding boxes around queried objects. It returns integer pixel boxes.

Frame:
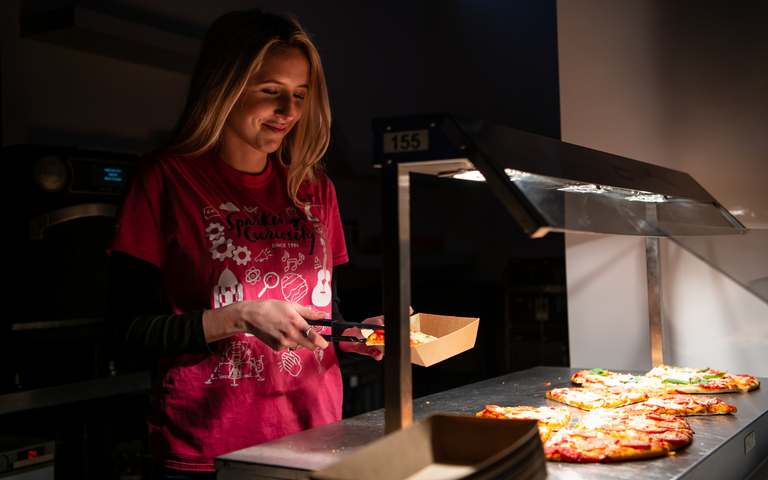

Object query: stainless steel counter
[215,367,768,479]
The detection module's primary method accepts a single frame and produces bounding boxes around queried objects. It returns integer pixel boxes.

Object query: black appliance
[0,435,55,479]
[9,145,139,393]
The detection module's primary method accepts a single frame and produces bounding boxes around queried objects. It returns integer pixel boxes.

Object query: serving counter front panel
[215,366,768,480]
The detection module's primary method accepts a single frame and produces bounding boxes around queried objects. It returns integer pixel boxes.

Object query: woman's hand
[339,314,385,360]
[203,300,329,351]
[338,308,412,361]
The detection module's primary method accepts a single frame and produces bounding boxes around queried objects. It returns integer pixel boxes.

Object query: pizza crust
[544,410,693,463]
[544,429,672,463]
[546,387,648,410]
[644,365,760,393]
[541,364,759,462]
[631,394,737,416]
[572,365,761,394]
[476,405,571,441]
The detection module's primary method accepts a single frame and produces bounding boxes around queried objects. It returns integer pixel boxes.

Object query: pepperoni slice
[620,439,652,449]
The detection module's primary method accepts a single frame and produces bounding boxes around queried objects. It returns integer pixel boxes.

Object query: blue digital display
[100,167,125,187]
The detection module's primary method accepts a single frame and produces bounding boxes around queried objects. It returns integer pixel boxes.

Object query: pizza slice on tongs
[306,319,384,343]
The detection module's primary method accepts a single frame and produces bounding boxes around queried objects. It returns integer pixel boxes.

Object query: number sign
[383,130,429,153]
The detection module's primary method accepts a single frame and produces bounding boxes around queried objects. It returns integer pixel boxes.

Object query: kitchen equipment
[9,144,139,392]
[0,435,55,479]
[371,113,758,432]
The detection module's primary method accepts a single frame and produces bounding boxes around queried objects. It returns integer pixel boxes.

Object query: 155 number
[383,130,428,153]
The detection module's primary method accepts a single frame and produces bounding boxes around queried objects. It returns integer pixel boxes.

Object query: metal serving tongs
[307,319,385,343]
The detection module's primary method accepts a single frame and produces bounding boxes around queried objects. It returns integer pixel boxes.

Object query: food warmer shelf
[371,113,764,433]
[215,366,768,480]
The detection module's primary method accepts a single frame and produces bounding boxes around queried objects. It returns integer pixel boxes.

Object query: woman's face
[221,48,310,166]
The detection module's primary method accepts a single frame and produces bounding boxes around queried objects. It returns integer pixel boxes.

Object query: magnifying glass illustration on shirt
[258,272,279,297]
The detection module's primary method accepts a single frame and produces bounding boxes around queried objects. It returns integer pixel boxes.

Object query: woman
[106,10,382,479]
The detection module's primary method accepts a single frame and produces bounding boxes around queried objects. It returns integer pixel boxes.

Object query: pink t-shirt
[109,151,347,471]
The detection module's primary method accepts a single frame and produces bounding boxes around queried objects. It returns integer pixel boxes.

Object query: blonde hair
[162,11,331,205]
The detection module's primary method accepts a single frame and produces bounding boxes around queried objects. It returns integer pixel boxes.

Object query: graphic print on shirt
[304,204,320,222]
[258,271,280,297]
[210,236,235,261]
[311,237,331,307]
[314,348,324,373]
[301,304,326,374]
[253,248,273,263]
[281,250,305,272]
[232,246,251,265]
[277,349,302,377]
[205,341,265,386]
[214,267,243,308]
[203,205,220,220]
[281,273,308,302]
[206,222,225,241]
[202,198,329,381]
[222,206,316,256]
[245,267,261,285]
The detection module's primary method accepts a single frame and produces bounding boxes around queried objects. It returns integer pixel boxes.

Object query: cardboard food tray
[310,414,546,480]
[362,313,479,367]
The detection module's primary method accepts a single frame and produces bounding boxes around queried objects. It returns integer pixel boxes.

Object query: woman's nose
[275,96,296,119]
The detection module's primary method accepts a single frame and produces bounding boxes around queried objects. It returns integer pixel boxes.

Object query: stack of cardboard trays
[311,414,546,480]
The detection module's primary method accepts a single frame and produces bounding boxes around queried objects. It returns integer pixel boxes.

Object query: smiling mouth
[264,124,288,134]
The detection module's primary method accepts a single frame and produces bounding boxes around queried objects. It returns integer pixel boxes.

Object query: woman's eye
[293,93,306,100]
[261,89,278,95]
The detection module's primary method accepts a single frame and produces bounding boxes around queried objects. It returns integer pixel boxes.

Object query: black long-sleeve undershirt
[105,251,347,360]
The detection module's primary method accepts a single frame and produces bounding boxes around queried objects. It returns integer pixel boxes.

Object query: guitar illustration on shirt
[312,237,331,307]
